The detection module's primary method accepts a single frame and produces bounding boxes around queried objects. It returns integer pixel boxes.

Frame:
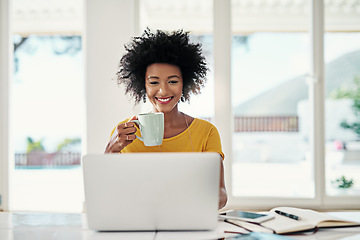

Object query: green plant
[57,138,81,152]
[26,137,45,153]
[332,175,354,189]
[336,75,360,139]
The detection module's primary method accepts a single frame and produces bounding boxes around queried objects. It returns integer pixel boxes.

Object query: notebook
[82,152,221,231]
[225,207,360,234]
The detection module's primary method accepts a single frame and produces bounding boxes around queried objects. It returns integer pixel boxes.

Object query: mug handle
[130,120,144,142]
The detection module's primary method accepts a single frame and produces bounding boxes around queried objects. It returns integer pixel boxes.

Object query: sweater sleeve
[205,124,225,160]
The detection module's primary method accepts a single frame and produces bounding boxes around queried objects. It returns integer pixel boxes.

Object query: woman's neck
[154,107,182,125]
[152,106,186,138]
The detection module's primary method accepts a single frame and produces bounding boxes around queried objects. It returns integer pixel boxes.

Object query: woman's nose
[158,83,169,95]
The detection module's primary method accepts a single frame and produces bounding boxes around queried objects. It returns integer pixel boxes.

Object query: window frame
[217,0,360,210]
[0,0,11,211]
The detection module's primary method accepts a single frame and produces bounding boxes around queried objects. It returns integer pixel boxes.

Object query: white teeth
[157,97,171,102]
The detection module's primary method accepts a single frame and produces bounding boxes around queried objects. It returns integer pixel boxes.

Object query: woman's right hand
[104,116,137,153]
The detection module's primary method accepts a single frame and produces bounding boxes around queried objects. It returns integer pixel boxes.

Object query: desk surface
[0,211,359,240]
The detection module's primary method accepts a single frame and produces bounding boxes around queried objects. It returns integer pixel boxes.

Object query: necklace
[158,112,194,152]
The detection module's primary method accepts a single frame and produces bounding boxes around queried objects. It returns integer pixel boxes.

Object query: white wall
[85,0,139,154]
[0,0,10,211]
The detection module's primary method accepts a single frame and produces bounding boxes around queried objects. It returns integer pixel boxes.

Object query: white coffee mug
[131,112,164,146]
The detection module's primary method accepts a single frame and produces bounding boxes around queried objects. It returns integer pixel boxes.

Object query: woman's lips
[156,96,173,104]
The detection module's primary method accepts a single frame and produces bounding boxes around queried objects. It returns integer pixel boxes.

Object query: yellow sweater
[110,118,224,159]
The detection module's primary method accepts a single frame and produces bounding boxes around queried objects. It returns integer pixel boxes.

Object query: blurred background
[2,0,359,212]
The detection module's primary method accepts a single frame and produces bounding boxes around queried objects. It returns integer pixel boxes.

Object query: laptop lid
[82,152,220,231]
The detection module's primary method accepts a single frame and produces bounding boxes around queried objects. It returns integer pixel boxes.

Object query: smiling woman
[105,29,228,209]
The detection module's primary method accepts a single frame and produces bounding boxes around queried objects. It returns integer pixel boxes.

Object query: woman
[105,29,227,209]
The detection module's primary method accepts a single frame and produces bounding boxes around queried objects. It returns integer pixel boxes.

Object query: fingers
[117,122,136,134]
[129,115,138,121]
[128,116,139,128]
[119,132,136,142]
[115,121,137,142]
[108,131,135,153]
[106,119,138,153]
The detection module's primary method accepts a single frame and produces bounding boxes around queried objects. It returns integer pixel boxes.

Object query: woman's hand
[218,159,228,209]
[105,116,138,153]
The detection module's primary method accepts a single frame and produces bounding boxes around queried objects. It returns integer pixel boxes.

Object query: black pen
[275,210,300,220]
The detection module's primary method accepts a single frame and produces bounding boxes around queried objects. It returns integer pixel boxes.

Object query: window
[11,35,84,212]
[324,34,360,196]
[231,33,313,197]
[9,0,84,212]
[227,0,360,208]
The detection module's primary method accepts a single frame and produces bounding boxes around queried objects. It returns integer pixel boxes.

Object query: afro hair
[116,29,208,104]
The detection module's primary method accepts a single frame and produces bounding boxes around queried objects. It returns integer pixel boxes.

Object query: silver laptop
[82,152,220,231]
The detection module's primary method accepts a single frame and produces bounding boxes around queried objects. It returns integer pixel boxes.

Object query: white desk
[0,211,359,240]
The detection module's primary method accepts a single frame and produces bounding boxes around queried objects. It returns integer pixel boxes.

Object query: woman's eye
[169,80,179,84]
[149,81,159,85]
